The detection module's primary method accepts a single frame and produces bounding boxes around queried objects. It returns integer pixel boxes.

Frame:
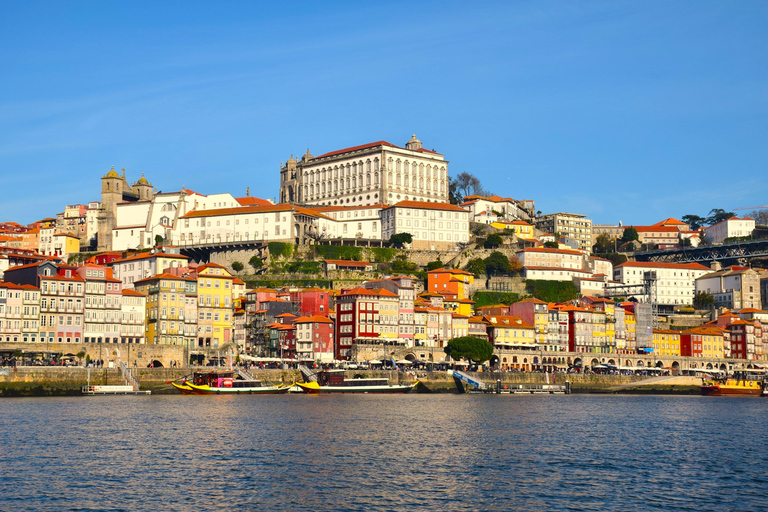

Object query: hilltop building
[279,135,449,208]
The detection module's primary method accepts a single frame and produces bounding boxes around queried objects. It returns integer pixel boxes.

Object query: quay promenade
[0,365,704,396]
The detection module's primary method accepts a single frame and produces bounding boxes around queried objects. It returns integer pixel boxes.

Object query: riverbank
[0,367,707,396]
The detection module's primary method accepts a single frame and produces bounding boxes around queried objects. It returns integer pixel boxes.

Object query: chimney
[710,260,722,271]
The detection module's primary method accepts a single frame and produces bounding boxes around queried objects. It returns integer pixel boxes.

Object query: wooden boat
[296,367,415,394]
[172,369,291,395]
[700,373,765,396]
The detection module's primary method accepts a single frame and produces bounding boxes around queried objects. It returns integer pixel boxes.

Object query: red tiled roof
[325,259,371,267]
[235,197,272,206]
[615,262,710,271]
[314,141,398,159]
[293,315,333,324]
[385,201,468,212]
[517,247,583,256]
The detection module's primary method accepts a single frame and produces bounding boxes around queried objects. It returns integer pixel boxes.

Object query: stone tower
[279,154,300,204]
[131,173,154,201]
[97,166,123,251]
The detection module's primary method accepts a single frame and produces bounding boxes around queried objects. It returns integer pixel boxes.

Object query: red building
[335,287,397,360]
[289,287,331,317]
[293,315,335,363]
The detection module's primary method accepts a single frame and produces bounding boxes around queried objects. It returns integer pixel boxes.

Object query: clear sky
[1,0,766,226]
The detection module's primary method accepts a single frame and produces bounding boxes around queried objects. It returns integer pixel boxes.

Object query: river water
[1,394,766,512]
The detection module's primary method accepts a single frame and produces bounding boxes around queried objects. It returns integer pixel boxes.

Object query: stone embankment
[0,367,702,396]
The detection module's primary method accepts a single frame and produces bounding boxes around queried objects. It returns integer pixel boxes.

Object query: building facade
[280,135,449,208]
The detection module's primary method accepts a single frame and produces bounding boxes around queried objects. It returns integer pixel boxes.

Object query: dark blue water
[1,394,767,512]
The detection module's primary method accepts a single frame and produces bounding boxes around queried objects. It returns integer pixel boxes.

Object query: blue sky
[1,0,766,226]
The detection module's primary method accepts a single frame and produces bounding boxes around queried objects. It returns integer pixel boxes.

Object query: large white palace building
[279,135,449,207]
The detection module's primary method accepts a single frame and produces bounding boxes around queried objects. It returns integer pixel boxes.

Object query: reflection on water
[1,394,767,511]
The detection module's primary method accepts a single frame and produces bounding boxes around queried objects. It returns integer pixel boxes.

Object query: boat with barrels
[172,369,291,395]
[296,365,415,394]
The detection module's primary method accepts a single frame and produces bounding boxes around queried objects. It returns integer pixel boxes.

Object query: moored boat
[296,366,415,394]
[172,369,291,395]
[700,373,765,396]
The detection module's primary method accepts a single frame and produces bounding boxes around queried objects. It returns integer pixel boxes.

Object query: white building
[535,212,593,252]
[110,249,190,288]
[703,216,755,245]
[613,262,711,306]
[111,189,244,251]
[381,200,470,250]
[695,264,765,310]
[121,289,147,344]
[310,204,384,240]
[280,135,449,207]
[460,194,535,223]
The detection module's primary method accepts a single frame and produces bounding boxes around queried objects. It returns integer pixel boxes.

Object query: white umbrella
[369,359,382,364]
[396,359,412,365]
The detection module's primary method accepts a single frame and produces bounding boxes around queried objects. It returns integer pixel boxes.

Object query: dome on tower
[136,173,149,185]
[105,165,119,178]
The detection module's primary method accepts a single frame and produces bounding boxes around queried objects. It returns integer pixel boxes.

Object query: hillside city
[1,135,767,370]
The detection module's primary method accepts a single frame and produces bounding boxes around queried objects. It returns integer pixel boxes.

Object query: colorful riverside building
[294,315,334,363]
[134,273,192,346]
[4,261,85,344]
[651,329,681,357]
[196,264,235,349]
[335,287,399,360]
[680,327,725,359]
[0,282,40,343]
[121,289,147,344]
[364,276,416,345]
[76,265,123,344]
[508,298,549,348]
[483,315,535,350]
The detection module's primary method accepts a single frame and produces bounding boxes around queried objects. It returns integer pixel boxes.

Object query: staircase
[120,362,142,391]
[299,365,318,382]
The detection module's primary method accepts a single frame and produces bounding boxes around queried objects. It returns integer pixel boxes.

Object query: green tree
[484,233,503,249]
[465,258,486,276]
[231,261,244,273]
[543,241,559,249]
[694,292,715,310]
[249,255,264,271]
[682,214,706,230]
[389,232,413,248]
[154,234,164,247]
[593,233,614,253]
[706,208,735,226]
[391,254,418,273]
[620,226,640,244]
[426,259,444,271]
[445,336,494,364]
[484,251,511,276]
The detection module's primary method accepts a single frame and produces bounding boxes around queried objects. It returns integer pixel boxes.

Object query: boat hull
[700,380,764,396]
[296,381,415,394]
[175,381,291,395]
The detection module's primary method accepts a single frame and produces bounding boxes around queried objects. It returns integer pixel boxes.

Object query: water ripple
[1,394,767,511]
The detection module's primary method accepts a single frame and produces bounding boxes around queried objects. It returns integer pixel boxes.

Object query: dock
[82,385,151,395]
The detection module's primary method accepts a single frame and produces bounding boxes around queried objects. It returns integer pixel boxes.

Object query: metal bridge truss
[634,239,768,265]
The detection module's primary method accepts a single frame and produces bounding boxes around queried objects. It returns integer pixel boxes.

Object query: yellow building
[451,313,469,338]
[652,329,681,357]
[484,315,535,349]
[134,273,189,345]
[490,220,535,240]
[196,263,235,349]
